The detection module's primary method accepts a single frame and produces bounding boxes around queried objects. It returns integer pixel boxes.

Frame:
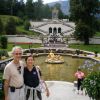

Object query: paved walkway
[42,81,90,100]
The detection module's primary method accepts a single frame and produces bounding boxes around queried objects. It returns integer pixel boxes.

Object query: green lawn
[1,44,100,53]
[0,43,42,51]
[95,32,100,37]
[69,44,100,53]
[17,25,40,36]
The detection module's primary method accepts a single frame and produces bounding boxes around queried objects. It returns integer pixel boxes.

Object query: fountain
[0,49,99,82]
[45,50,64,64]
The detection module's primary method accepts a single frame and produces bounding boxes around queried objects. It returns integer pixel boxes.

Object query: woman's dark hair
[78,68,81,71]
[25,55,34,62]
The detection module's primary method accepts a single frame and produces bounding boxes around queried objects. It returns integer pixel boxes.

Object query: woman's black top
[24,66,41,88]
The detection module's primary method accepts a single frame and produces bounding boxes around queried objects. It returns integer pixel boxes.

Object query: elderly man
[3,46,24,100]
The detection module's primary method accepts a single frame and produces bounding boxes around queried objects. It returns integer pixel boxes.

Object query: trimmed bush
[5,17,16,35]
[24,20,30,30]
[0,50,9,60]
[75,49,80,55]
[0,36,8,49]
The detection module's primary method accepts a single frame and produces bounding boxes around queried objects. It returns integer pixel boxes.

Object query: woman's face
[26,56,34,67]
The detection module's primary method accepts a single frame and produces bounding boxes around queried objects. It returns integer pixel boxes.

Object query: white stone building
[30,19,75,36]
[30,19,75,46]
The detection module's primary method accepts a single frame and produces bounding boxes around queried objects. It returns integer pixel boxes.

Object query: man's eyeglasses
[14,53,22,55]
[17,66,21,74]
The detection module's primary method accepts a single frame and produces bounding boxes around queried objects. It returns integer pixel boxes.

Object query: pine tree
[70,0,100,45]
[25,0,34,19]
[0,18,4,34]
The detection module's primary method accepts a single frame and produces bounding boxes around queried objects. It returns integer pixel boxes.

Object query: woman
[24,55,50,100]
[75,68,85,94]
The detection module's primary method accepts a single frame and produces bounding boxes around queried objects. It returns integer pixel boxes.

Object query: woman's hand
[46,88,50,97]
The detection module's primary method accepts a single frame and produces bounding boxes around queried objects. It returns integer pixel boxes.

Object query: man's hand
[5,95,9,100]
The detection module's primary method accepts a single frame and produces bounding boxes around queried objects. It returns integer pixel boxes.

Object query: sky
[42,0,62,4]
[24,0,65,4]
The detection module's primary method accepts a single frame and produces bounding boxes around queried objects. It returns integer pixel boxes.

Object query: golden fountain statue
[45,50,64,64]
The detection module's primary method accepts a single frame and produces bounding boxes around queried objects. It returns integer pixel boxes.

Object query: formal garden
[0,37,100,99]
[0,24,100,99]
[0,0,100,100]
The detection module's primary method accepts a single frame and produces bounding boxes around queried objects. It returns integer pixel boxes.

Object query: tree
[5,0,13,15]
[58,8,64,19]
[70,0,100,45]
[0,0,25,17]
[17,0,25,18]
[54,3,64,19]
[34,0,43,20]
[0,18,4,34]
[70,0,80,22]
[42,4,52,19]
[0,0,6,15]
[6,0,21,16]
[25,0,34,19]
[5,17,16,35]
[75,20,95,45]
[10,0,17,15]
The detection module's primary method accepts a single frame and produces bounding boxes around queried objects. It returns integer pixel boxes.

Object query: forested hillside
[0,0,67,20]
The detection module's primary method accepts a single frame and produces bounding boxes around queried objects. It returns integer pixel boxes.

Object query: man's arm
[4,79,9,100]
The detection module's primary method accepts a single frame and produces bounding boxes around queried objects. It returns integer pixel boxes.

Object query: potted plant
[76,49,80,55]
[94,51,98,57]
[82,71,100,100]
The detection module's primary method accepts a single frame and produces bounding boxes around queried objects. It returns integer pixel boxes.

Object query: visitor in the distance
[75,68,85,95]
[3,46,25,100]
[24,55,50,100]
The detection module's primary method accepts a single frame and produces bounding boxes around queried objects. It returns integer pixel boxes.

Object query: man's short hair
[11,46,23,54]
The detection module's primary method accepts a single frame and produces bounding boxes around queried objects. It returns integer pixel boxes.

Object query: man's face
[13,48,22,61]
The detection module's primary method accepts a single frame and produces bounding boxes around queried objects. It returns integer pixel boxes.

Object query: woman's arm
[42,80,50,97]
[37,66,50,97]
